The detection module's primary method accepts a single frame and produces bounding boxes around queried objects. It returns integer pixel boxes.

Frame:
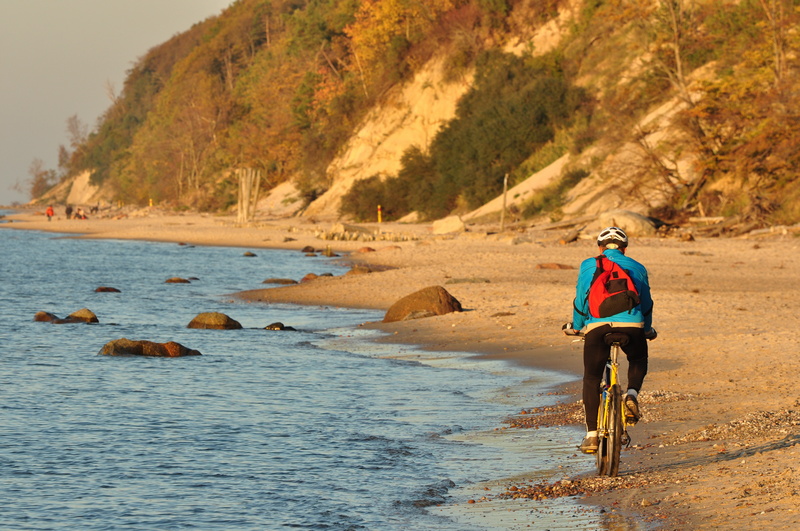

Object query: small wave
[397,479,456,508]
[426,425,465,438]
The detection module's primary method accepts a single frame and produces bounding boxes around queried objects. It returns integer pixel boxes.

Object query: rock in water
[68,308,99,323]
[34,311,60,322]
[165,277,191,284]
[35,308,99,324]
[98,338,201,357]
[383,286,463,323]
[265,322,296,331]
[262,278,298,285]
[187,312,243,329]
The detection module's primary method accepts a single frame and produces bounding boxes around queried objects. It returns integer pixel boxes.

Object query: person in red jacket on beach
[45,205,54,221]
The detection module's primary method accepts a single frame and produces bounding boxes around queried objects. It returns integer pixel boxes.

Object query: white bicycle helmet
[597,226,628,249]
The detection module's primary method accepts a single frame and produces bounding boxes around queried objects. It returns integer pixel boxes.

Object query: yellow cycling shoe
[580,434,599,454]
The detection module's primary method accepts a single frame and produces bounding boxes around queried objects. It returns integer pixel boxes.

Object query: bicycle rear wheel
[606,384,623,476]
[595,385,623,476]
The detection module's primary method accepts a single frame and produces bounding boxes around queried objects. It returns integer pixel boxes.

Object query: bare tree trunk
[758,0,788,88]
[664,0,692,105]
[178,152,185,197]
[319,42,342,80]
[224,48,235,92]
[237,169,247,224]
[249,169,262,221]
[237,168,261,224]
[352,49,369,98]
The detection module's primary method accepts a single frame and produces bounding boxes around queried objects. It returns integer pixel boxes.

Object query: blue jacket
[572,249,653,331]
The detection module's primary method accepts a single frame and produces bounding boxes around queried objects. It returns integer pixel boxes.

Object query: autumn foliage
[35,0,800,227]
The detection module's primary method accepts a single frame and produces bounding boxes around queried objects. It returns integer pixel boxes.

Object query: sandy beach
[5,206,800,529]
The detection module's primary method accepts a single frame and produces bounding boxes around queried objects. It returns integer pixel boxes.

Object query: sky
[0,0,234,206]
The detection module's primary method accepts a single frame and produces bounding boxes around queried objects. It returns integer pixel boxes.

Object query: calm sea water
[0,217,603,530]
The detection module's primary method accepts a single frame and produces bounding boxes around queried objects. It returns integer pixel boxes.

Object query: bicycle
[563,325,656,477]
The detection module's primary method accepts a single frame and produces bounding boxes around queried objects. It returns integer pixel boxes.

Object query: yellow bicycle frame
[597,344,627,439]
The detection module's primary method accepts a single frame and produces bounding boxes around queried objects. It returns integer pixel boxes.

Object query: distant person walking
[65,205,73,219]
[45,205,54,221]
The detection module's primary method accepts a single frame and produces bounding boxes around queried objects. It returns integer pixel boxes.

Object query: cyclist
[565,227,655,454]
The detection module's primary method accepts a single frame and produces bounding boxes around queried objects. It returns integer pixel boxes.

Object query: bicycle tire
[607,384,623,476]
[595,391,609,475]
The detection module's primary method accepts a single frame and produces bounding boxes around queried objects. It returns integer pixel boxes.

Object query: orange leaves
[345,0,458,84]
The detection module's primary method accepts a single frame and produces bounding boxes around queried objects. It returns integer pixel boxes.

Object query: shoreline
[5,207,800,528]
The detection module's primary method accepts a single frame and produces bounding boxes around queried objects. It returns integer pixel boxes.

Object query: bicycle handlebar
[561,322,583,337]
[561,322,658,340]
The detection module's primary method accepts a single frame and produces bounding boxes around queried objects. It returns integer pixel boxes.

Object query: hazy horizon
[0,0,233,206]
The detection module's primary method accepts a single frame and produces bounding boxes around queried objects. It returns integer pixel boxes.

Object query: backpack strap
[581,256,607,315]
[595,255,605,271]
[573,299,587,317]
[588,255,605,289]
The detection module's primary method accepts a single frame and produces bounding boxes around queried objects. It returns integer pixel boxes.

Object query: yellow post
[149,198,153,207]
[377,205,382,223]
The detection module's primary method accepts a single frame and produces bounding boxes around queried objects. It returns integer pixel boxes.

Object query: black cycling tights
[582,325,648,432]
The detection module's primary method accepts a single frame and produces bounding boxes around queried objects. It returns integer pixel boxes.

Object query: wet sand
[5,206,800,529]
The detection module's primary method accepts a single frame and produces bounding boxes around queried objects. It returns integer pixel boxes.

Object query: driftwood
[688,216,726,224]
[744,224,800,238]
[559,229,580,245]
[531,214,596,231]
[690,216,761,238]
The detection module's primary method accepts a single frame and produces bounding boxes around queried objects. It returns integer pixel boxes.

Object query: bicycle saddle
[603,332,630,346]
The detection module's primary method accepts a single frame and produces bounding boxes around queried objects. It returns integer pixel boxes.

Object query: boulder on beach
[345,265,372,275]
[98,338,201,357]
[588,209,657,237]
[300,272,334,283]
[330,223,374,236]
[432,215,466,235]
[383,286,463,323]
[187,312,242,330]
[262,278,298,285]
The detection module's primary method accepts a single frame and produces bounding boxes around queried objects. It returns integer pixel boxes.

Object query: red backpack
[587,255,640,318]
